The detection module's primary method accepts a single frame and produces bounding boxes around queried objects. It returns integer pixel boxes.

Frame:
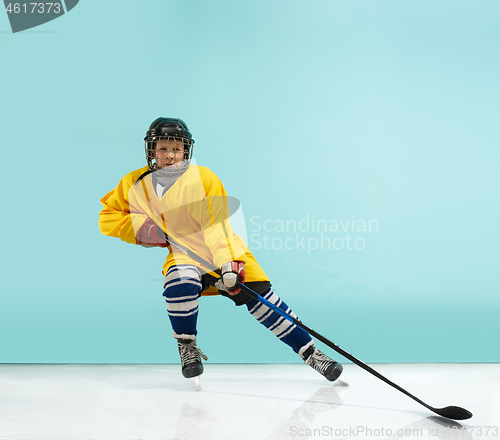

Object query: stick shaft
[168,238,433,412]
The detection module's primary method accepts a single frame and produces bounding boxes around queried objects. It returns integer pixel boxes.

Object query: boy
[98,117,343,383]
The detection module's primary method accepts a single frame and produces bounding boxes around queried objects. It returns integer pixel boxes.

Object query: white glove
[215,261,245,295]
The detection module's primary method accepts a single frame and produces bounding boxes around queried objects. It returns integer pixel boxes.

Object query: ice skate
[336,373,349,386]
[189,376,201,390]
[300,343,343,382]
[173,333,208,380]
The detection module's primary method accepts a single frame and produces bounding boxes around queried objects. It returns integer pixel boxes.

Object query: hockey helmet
[144,117,194,173]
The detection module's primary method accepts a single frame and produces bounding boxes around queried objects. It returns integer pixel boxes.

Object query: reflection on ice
[264,384,348,440]
[0,363,497,440]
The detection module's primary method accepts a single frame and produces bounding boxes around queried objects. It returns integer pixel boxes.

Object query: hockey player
[98,117,343,383]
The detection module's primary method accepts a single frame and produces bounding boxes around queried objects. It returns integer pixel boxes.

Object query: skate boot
[173,333,208,379]
[300,342,343,382]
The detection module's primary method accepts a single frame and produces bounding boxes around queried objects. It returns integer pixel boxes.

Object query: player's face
[154,138,185,169]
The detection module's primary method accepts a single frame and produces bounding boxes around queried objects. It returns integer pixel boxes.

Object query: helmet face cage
[145,135,194,175]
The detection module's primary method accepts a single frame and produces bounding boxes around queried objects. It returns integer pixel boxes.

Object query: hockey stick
[166,238,472,421]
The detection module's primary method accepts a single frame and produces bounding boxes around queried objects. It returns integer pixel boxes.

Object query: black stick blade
[434,406,473,420]
[166,238,475,422]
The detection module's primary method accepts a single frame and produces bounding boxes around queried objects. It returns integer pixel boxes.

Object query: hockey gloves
[215,261,245,295]
[136,218,169,248]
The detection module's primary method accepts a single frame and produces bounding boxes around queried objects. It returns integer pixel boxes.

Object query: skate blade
[335,373,349,386]
[189,376,201,390]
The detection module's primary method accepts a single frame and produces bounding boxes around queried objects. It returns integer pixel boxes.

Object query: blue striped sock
[246,288,312,353]
[163,265,202,336]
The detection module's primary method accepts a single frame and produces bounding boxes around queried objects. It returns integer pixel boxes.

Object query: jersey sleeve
[201,172,248,267]
[98,175,149,244]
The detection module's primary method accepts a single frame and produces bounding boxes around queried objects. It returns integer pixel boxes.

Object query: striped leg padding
[163,265,202,336]
[246,288,312,353]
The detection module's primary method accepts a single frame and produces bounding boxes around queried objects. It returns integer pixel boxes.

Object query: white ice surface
[0,363,498,440]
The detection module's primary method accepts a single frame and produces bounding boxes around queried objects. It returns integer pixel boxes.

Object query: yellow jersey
[98,164,268,295]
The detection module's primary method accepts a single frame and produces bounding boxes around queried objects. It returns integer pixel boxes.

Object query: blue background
[0,0,498,364]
